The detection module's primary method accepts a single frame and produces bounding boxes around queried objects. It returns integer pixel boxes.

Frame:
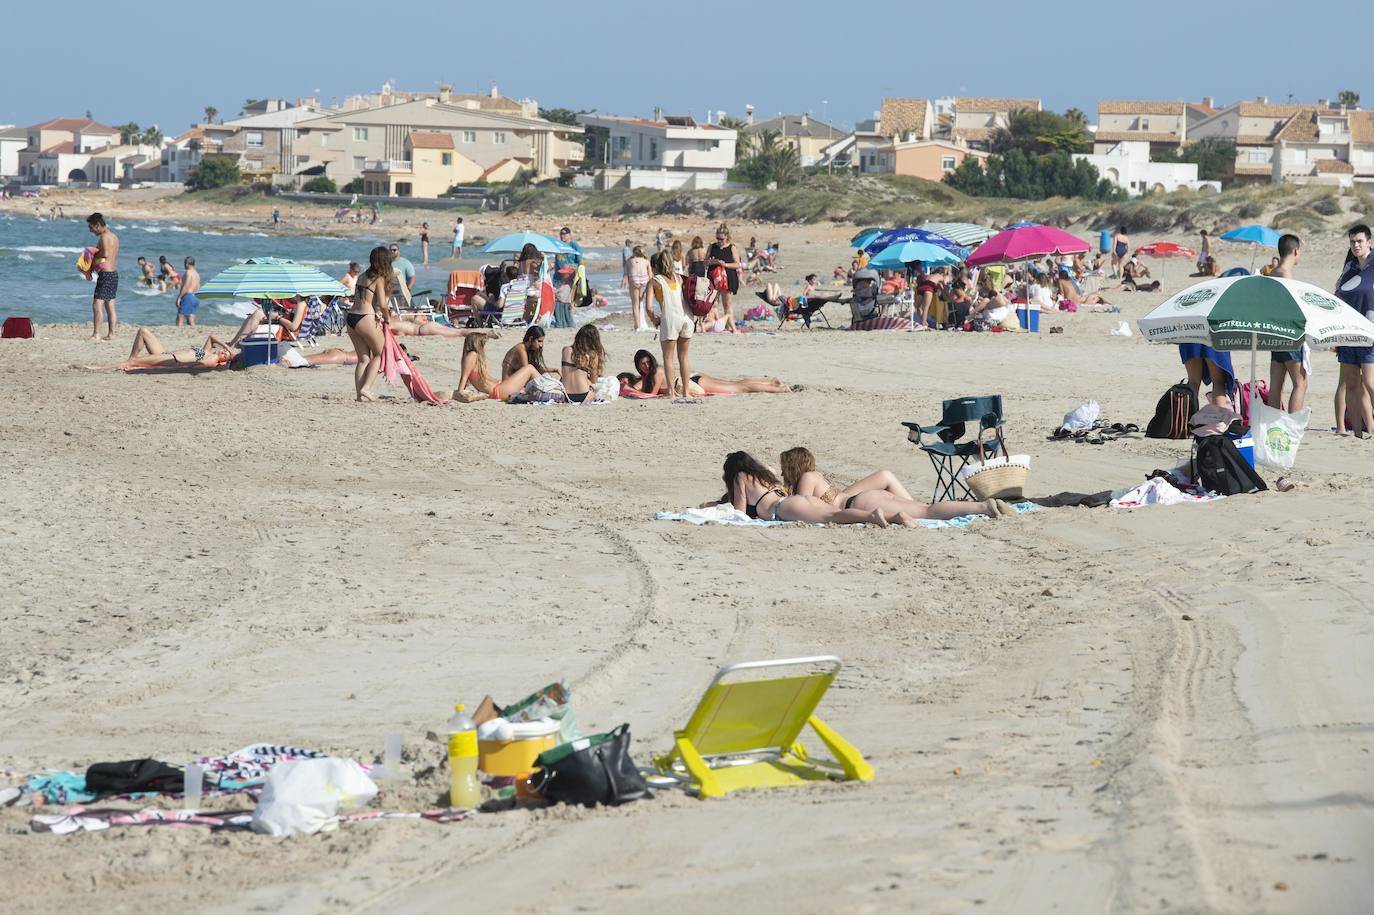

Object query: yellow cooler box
[477,718,561,776]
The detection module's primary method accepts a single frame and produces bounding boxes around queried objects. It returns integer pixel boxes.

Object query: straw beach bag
[959,454,1031,500]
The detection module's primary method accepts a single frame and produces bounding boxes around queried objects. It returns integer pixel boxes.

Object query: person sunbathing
[116,327,239,369]
[458,332,548,400]
[1055,276,1117,311]
[389,317,485,339]
[561,324,606,402]
[756,278,847,317]
[631,349,789,395]
[1190,256,1222,278]
[229,297,308,346]
[718,451,897,526]
[779,447,1000,521]
[1120,257,1160,292]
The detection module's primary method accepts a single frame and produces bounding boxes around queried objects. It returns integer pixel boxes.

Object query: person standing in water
[85,212,119,340]
[175,256,201,327]
[420,222,431,267]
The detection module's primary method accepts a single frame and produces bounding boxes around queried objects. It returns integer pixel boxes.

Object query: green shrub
[1312,194,1342,216]
[185,155,240,191]
[342,178,364,194]
[301,176,337,193]
[1234,201,1264,219]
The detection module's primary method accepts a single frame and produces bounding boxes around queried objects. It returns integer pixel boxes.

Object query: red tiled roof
[1095,132,1185,143]
[1098,100,1185,115]
[40,141,76,155]
[29,117,117,134]
[408,131,454,149]
[955,97,1040,113]
[1315,158,1354,174]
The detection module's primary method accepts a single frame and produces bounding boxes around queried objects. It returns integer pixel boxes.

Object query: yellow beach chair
[653,656,874,799]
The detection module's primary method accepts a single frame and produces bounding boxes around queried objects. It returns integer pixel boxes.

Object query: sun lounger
[653,656,873,799]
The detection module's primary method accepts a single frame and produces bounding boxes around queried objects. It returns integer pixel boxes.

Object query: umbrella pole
[1250,331,1258,420]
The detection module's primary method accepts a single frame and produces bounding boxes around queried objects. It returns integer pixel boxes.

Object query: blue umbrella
[1220,225,1282,246]
[482,232,576,255]
[867,241,962,270]
[864,227,967,258]
[196,257,349,299]
[851,227,884,248]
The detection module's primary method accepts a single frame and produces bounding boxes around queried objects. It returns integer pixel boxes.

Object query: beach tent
[966,224,1090,266]
[1137,275,1374,463]
[850,228,884,248]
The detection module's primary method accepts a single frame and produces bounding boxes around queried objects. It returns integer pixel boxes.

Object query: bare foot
[869,508,890,528]
[894,511,920,528]
[88,334,99,341]
[356,391,375,402]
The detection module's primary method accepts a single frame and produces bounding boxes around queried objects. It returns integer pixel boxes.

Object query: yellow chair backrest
[681,672,835,758]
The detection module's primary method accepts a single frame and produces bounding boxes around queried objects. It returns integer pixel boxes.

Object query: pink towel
[379,327,447,405]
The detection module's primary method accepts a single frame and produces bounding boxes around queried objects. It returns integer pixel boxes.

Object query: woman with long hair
[458,332,547,400]
[719,452,892,526]
[626,245,652,331]
[650,250,693,399]
[707,223,743,333]
[779,447,1001,521]
[502,325,548,378]
[346,245,391,401]
[560,323,607,403]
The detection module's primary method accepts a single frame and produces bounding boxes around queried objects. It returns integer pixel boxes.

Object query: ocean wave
[17,253,33,261]
[143,227,162,233]
[9,245,82,254]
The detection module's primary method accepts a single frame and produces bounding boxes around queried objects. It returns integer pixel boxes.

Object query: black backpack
[1145,382,1198,439]
[1192,435,1267,496]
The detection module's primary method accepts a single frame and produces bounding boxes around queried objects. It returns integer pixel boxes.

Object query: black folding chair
[903,395,1008,501]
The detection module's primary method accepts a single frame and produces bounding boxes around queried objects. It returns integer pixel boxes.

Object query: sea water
[0,213,629,326]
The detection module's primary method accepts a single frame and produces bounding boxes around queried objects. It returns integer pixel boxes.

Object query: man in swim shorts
[86,212,119,339]
[175,256,201,327]
[1268,235,1306,412]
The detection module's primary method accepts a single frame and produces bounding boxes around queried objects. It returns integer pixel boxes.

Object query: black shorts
[93,270,119,300]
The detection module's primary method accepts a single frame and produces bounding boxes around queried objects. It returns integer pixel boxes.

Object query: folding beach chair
[653,656,874,799]
[498,276,536,326]
[294,296,330,346]
[903,395,1008,501]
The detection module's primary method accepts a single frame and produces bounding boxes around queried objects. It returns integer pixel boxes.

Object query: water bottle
[446,704,481,809]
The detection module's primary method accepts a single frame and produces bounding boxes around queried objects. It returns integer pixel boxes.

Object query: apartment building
[578,113,736,189]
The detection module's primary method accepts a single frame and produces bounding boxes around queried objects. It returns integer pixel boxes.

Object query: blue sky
[1,0,1358,133]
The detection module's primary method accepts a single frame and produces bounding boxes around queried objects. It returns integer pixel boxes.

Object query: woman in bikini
[116,327,238,369]
[779,447,1003,521]
[458,332,548,400]
[626,245,651,331]
[1054,275,1116,311]
[719,451,894,526]
[346,245,391,401]
[560,324,607,403]
[502,325,549,379]
[630,349,789,395]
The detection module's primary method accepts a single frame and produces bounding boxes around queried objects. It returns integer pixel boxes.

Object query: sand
[2,218,1372,915]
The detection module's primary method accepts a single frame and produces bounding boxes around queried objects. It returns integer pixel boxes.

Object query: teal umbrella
[196,256,349,299]
[1219,225,1282,246]
[850,227,884,248]
[482,232,576,255]
[867,241,961,270]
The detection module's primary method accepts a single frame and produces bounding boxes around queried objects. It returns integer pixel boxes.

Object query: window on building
[462,131,476,143]
[442,152,452,165]
[649,139,658,160]
[353,127,369,141]
[493,131,506,144]
[295,155,308,166]
[320,133,329,149]
[246,132,264,148]
[941,155,956,171]
[353,156,366,170]
[613,136,632,161]
[1140,118,1150,131]
[1247,149,1267,164]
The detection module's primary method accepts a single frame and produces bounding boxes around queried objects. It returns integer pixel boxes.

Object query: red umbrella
[1135,242,1197,259]
[967,223,1090,266]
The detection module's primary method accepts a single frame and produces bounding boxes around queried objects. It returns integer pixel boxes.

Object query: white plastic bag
[250,758,377,837]
[1251,401,1309,470]
[1060,401,1100,433]
[590,375,619,403]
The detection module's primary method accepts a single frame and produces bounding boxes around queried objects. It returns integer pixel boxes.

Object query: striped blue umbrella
[916,222,997,247]
[864,227,968,259]
[196,257,349,299]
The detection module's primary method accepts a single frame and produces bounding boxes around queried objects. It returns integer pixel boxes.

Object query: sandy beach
[2,218,1372,914]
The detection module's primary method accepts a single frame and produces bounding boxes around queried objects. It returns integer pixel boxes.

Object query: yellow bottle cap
[454,704,466,712]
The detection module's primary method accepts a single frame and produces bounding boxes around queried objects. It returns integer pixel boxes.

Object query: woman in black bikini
[779,447,1004,521]
[419,223,430,267]
[632,349,789,395]
[346,245,391,401]
[720,452,894,526]
[560,324,606,403]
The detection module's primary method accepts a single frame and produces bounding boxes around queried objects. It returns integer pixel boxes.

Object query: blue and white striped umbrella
[916,222,997,247]
[196,257,349,299]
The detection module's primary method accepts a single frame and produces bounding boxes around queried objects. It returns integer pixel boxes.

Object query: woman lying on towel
[457,332,549,400]
[389,317,487,339]
[779,447,1001,521]
[1055,276,1117,311]
[118,327,239,369]
[719,451,897,526]
[631,349,791,396]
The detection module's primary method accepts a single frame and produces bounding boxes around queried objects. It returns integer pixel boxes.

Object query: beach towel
[655,501,1038,528]
[1108,477,1224,508]
[850,315,912,332]
[379,327,447,405]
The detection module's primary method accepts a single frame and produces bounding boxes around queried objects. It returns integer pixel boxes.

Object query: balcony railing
[364,159,413,173]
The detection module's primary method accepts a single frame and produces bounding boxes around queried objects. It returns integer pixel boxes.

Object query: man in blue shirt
[553,226,583,293]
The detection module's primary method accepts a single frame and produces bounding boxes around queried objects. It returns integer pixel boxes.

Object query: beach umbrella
[966,224,1090,266]
[482,232,576,255]
[864,227,968,258]
[1135,242,1197,259]
[196,256,349,299]
[866,240,962,270]
[1219,225,1282,247]
[1138,275,1374,441]
[916,221,997,247]
[851,227,884,248]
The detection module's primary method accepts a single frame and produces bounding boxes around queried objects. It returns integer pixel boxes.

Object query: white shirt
[453,224,465,244]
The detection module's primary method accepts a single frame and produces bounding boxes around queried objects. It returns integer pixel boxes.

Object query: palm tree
[139,126,163,146]
[117,122,142,145]
[204,106,219,125]
[719,115,750,161]
[1338,89,1361,109]
[1064,108,1088,129]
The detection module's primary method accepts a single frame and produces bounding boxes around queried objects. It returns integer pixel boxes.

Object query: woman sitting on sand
[718,451,897,525]
[971,272,1021,328]
[779,447,1002,521]
[560,324,606,403]
[458,332,548,401]
[117,327,239,369]
[502,325,548,379]
[1054,275,1117,311]
[631,349,791,395]
[1120,257,1161,292]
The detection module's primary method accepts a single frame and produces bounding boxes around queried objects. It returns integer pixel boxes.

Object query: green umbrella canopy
[1137,275,1374,350]
[196,256,350,299]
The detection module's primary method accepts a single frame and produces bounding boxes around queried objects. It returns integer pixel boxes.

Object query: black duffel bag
[85,758,186,796]
[533,724,651,807]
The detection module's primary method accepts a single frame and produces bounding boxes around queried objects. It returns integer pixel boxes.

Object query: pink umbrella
[967,223,1091,266]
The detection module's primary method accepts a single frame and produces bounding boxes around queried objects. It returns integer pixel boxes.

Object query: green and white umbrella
[916,221,997,247]
[1138,274,1374,416]
[196,256,349,299]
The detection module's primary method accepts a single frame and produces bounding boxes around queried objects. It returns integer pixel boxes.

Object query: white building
[1073,140,1217,196]
[0,126,25,178]
[577,113,737,189]
[820,120,893,174]
[160,127,205,184]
